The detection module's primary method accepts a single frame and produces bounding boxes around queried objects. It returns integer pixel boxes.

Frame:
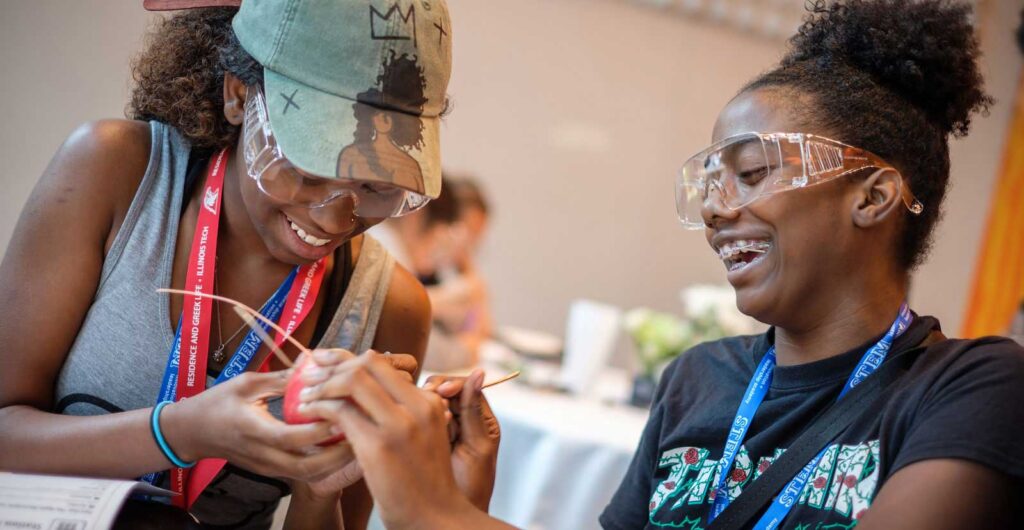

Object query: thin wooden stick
[157,288,310,355]
[432,371,521,389]
[232,306,294,368]
[481,370,521,389]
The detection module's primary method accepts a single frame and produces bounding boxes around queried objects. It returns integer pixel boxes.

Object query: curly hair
[353,51,428,150]
[422,180,461,229]
[744,0,992,270]
[127,7,262,151]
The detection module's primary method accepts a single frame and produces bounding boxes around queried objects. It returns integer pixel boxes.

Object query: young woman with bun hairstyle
[295,1,1024,528]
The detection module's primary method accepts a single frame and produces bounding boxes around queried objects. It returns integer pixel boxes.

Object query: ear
[222,73,248,126]
[372,112,394,134]
[851,168,904,228]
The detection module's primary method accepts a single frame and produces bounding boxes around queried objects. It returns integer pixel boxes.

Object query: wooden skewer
[232,306,294,368]
[156,288,310,356]
[481,370,521,389]
[430,370,521,390]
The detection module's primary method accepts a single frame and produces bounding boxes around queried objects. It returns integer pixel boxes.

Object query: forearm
[408,498,517,530]
[459,510,518,530]
[340,479,373,530]
[0,403,185,478]
[285,483,344,530]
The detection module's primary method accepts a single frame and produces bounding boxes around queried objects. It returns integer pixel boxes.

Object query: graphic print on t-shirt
[649,441,880,528]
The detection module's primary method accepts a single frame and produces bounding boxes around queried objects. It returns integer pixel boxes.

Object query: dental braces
[718,240,772,261]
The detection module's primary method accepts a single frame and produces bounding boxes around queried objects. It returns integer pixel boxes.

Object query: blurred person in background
[372,176,494,371]
[298,1,1024,529]
[424,178,494,371]
[369,178,461,279]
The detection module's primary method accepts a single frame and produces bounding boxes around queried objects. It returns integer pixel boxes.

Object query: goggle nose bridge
[311,187,361,210]
[702,175,726,201]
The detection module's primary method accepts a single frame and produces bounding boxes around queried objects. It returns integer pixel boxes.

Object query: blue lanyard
[155,267,298,400]
[213,268,298,385]
[141,268,298,486]
[708,303,913,527]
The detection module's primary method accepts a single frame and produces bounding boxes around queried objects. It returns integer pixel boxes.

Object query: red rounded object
[283,355,346,445]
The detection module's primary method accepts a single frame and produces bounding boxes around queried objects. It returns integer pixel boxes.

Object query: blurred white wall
[0,0,156,247]
[1,0,1021,338]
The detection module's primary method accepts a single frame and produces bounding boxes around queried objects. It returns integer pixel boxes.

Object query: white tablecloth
[484,381,650,530]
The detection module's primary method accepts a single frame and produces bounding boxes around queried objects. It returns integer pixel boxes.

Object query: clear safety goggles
[675,132,924,229]
[242,89,430,218]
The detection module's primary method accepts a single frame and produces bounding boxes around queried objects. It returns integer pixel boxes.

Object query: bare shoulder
[57,119,151,178]
[55,119,152,208]
[380,263,431,338]
[33,120,152,240]
[372,263,431,368]
[387,264,431,315]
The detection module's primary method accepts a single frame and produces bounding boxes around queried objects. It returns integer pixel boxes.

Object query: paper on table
[0,472,173,530]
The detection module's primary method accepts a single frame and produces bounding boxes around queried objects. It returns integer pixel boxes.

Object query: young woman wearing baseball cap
[297,1,1024,529]
[0,1,453,528]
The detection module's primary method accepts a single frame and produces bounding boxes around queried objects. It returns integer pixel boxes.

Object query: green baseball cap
[233,0,451,198]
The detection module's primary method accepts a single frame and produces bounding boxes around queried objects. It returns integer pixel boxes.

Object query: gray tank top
[54,121,396,528]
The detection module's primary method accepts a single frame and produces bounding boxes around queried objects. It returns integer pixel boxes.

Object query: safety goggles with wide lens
[242,89,430,218]
[675,132,924,229]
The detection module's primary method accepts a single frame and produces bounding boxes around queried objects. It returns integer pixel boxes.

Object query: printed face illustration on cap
[232,0,452,199]
[337,50,429,194]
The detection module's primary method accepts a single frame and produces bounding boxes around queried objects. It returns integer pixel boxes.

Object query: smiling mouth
[717,239,772,272]
[286,216,331,247]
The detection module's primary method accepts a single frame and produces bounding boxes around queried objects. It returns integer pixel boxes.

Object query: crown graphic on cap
[370,4,418,46]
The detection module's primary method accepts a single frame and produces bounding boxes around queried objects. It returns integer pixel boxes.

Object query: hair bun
[784,0,991,137]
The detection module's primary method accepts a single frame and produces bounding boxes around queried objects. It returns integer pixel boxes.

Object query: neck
[773,273,909,366]
[194,148,288,273]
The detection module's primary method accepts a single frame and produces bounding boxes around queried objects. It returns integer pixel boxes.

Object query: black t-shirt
[600,315,1024,529]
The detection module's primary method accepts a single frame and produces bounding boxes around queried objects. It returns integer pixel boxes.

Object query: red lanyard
[169,149,328,509]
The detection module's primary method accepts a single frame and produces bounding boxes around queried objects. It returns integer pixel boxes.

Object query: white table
[484,380,650,530]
